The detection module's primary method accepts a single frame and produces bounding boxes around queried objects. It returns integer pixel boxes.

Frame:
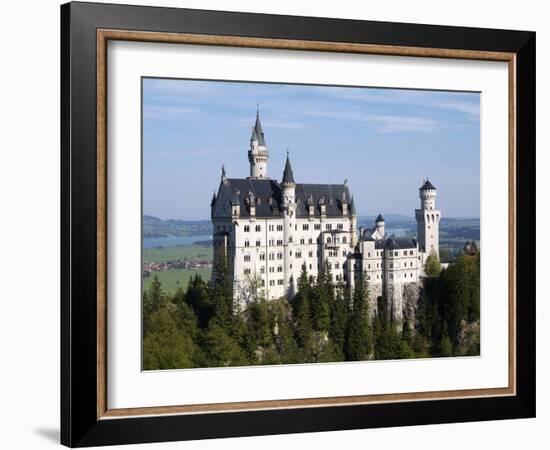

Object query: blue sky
[143,78,480,220]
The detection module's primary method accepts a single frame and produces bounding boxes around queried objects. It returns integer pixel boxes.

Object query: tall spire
[250,108,266,146]
[282,152,295,185]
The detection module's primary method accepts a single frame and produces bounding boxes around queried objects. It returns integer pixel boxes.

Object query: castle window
[277,266,283,272]
[269,253,274,260]
[277,279,284,285]
[277,252,283,260]
[309,238,313,244]
[260,279,265,287]
[277,239,283,246]
[326,224,332,230]
[390,274,393,279]
[296,251,302,258]
[411,273,413,277]
[255,225,261,232]
[300,238,305,244]
[327,237,331,243]
[314,224,321,230]
[260,266,265,274]
[244,268,251,274]
[343,237,347,243]
[342,251,346,257]
[295,224,297,231]
[244,254,251,262]
[256,240,261,246]
[244,225,250,232]
[289,236,293,243]
[277,224,283,231]
[244,241,250,247]
[269,224,274,232]
[303,224,309,231]
[335,262,340,269]
[368,252,370,257]
[269,239,274,246]
[309,264,312,270]
[269,267,274,273]
[404,273,407,278]
[260,253,265,261]
[394,251,399,257]
[389,263,393,268]
[368,264,371,269]
[269,280,275,286]
[337,223,343,230]
[309,251,313,257]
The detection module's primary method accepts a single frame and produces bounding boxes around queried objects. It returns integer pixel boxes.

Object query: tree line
[143,252,480,370]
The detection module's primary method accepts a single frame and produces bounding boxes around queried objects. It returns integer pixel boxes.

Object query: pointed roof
[376,213,385,223]
[420,179,436,191]
[282,154,295,185]
[250,111,266,146]
[349,196,357,216]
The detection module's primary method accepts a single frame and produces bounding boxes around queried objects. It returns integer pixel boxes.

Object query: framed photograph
[61,2,536,447]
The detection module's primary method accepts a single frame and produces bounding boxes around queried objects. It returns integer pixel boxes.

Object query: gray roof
[250,113,266,146]
[212,178,352,219]
[420,179,436,191]
[375,213,385,223]
[384,238,417,250]
[282,155,295,185]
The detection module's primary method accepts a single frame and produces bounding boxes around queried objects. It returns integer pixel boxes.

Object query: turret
[375,213,385,237]
[210,191,217,218]
[415,178,441,258]
[248,109,269,179]
[281,152,296,209]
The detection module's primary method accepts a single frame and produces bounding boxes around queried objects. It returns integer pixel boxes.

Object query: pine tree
[328,281,348,360]
[311,261,331,332]
[210,253,234,331]
[345,272,372,361]
[424,250,442,277]
[293,265,314,360]
[143,306,196,370]
[185,274,213,329]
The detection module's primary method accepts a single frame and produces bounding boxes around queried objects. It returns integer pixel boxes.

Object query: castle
[210,112,441,318]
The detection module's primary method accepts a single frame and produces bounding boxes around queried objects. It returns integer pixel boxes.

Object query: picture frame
[60,1,536,447]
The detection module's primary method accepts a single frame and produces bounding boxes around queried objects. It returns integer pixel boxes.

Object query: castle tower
[415,179,441,258]
[248,109,269,179]
[281,153,296,296]
[375,213,385,237]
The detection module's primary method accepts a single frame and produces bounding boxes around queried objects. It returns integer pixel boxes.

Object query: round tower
[248,110,269,179]
[415,179,441,258]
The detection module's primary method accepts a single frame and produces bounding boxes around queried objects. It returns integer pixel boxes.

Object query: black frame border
[61,2,536,447]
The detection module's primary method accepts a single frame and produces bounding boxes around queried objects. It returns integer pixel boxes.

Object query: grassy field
[143,245,213,263]
[143,267,212,295]
[143,244,213,295]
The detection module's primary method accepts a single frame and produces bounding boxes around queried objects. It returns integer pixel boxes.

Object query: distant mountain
[143,215,212,238]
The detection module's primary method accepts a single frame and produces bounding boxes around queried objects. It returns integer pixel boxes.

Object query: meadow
[143,244,213,295]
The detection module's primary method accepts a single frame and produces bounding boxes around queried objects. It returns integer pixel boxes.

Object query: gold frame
[96,29,516,420]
